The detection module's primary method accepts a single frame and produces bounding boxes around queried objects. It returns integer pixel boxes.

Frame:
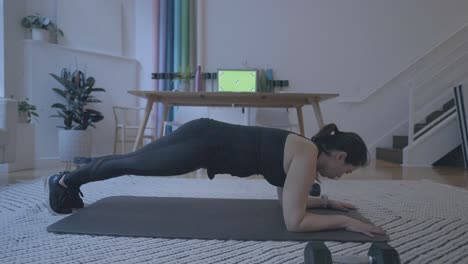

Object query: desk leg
[159,104,170,138]
[132,99,154,152]
[311,101,325,128]
[296,107,305,136]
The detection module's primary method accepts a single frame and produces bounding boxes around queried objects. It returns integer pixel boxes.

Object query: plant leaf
[90,88,106,92]
[50,73,77,91]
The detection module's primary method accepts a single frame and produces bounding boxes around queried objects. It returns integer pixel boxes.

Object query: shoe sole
[44,174,59,215]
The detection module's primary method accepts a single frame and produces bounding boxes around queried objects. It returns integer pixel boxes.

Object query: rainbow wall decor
[153,0,198,136]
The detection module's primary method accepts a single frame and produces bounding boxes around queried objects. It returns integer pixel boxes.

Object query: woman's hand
[344,217,386,237]
[328,199,357,211]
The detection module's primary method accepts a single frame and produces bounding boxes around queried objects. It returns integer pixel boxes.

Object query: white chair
[254,108,298,131]
[112,106,157,154]
[162,119,184,136]
[0,98,17,163]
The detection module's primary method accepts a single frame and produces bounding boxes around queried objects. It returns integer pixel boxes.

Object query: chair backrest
[112,106,146,127]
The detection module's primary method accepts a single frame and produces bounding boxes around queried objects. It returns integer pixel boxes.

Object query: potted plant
[50,68,106,161]
[9,95,39,124]
[21,13,64,42]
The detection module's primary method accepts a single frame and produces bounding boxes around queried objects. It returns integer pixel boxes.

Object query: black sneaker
[45,171,84,214]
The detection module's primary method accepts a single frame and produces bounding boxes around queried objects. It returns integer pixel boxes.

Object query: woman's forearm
[291,213,349,232]
[306,196,326,209]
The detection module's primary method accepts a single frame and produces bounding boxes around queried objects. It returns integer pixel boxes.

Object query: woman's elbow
[284,216,304,232]
[286,224,301,232]
[285,222,303,232]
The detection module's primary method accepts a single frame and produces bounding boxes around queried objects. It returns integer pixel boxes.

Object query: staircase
[376,98,458,165]
[368,24,468,166]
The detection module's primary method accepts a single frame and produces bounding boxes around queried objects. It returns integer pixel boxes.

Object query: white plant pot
[58,129,92,162]
[18,112,29,123]
[32,28,50,42]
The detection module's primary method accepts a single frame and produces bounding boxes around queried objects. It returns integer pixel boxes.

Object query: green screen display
[217,70,257,92]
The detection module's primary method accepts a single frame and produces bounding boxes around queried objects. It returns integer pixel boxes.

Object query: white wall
[3,0,26,99]
[122,0,136,58]
[24,0,137,57]
[57,0,123,55]
[135,0,155,93]
[9,0,468,161]
[205,0,468,98]
[203,0,468,145]
[25,0,56,19]
[0,0,4,97]
[12,0,141,160]
[24,41,138,158]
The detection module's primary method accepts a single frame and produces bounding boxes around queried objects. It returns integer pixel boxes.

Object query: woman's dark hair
[311,123,369,167]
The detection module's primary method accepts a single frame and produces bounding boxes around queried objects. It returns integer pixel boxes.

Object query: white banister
[413,50,468,94]
[408,85,415,144]
[341,23,468,103]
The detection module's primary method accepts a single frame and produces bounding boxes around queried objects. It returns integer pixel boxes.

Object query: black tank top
[204,119,292,187]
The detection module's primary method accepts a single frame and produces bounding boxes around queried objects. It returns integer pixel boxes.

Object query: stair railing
[408,51,468,144]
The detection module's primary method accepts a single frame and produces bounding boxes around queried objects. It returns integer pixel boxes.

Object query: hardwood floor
[348,160,468,189]
[1,159,467,189]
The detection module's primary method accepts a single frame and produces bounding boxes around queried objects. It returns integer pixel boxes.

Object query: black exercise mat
[47,196,389,242]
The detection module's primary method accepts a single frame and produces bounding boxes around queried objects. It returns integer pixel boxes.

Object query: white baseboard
[34,158,66,170]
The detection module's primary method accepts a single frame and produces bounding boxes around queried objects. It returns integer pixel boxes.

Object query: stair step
[380,98,457,165]
[426,110,444,123]
[443,98,455,111]
[414,106,457,139]
[393,135,408,149]
[414,123,426,134]
[376,147,403,164]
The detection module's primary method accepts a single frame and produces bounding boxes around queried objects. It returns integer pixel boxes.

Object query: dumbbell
[304,242,401,264]
[309,182,321,197]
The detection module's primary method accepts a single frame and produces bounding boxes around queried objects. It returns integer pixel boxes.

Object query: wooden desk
[128,91,338,151]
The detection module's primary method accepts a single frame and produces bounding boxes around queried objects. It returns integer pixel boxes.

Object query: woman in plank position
[47,118,385,237]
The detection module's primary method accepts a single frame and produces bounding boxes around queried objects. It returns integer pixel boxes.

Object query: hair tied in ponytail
[311,123,338,142]
[311,123,368,167]
[325,123,338,136]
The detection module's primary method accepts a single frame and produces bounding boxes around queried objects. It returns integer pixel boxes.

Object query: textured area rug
[1,175,468,264]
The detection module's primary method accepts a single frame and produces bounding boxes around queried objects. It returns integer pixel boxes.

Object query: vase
[194,65,204,92]
[31,28,50,42]
[58,129,92,162]
[177,80,191,92]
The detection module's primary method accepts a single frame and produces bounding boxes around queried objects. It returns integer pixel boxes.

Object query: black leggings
[63,118,212,187]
